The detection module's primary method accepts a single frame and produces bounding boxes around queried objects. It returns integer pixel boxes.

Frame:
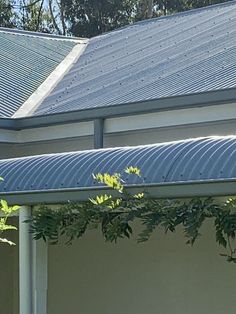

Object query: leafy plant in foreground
[0,199,20,245]
[29,167,236,263]
[0,177,20,246]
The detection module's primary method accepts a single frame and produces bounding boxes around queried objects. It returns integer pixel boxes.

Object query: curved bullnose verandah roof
[0,136,236,204]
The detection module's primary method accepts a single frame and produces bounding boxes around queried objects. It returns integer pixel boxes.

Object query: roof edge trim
[2,179,236,205]
[13,41,88,118]
[1,87,236,130]
[13,87,236,129]
[0,27,86,42]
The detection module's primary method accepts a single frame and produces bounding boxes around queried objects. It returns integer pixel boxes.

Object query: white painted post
[19,206,32,314]
[32,238,48,314]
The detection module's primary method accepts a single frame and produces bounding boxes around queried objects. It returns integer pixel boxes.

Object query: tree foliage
[29,167,236,263]
[63,0,137,38]
[15,0,53,32]
[0,0,15,27]
[0,0,232,37]
[152,0,231,16]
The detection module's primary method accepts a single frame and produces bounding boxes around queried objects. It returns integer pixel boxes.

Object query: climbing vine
[0,178,20,245]
[29,167,236,263]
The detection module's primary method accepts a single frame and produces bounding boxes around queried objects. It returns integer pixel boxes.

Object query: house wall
[0,136,93,158]
[1,102,236,159]
[1,118,236,159]
[47,222,236,314]
[0,218,19,314]
[1,107,236,314]
[104,120,236,148]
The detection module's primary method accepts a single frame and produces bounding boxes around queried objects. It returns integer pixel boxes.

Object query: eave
[0,88,236,131]
[1,179,236,205]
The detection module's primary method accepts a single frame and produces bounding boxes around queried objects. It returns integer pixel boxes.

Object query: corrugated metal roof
[0,136,235,194]
[0,29,77,117]
[33,1,236,116]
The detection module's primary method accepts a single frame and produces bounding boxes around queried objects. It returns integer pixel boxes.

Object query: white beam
[32,238,48,314]
[19,206,32,314]
[105,102,236,133]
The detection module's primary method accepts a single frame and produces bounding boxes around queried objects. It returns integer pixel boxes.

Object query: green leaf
[0,238,15,246]
[11,205,20,212]
[1,224,17,231]
[0,199,9,213]
[125,166,141,177]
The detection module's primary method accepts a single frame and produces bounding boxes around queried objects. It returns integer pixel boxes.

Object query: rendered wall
[47,222,236,314]
[2,119,236,159]
[104,120,236,148]
[0,218,19,314]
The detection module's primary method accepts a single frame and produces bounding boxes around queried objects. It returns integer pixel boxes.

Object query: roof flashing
[0,27,86,42]
[13,42,88,118]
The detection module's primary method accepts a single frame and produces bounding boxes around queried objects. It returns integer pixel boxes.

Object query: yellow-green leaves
[133,193,144,199]
[91,167,143,210]
[108,198,122,209]
[0,199,19,246]
[92,173,124,193]
[0,238,16,246]
[89,194,112,205]
[0,199,20,215]
[0,199,8,212]
[90,194,122,209]
[0,218,17,231]
[125,166,141,177]
[92,167,142,194]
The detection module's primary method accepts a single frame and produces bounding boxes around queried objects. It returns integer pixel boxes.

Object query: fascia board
[0,88,236,131]
[2,179,236,205]
[2,103,236,143]
[12,88,236,130]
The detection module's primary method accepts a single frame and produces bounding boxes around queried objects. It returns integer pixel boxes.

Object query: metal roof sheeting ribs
[33,1,236,116]
[0,137,235,194]
[0,30,76,117]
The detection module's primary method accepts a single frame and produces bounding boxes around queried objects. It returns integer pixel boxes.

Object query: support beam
[32,238,48,314]
[94,118,104,148]
[19,206,32,314]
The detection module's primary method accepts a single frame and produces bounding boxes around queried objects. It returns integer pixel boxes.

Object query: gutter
[1,88,236,130]
[2,178,236,205]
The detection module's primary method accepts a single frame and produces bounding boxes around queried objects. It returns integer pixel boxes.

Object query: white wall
[105,120,236,148]
[0,136,93,158]
[48,222,236,314]
[0,218,19,314]
[2,119,236,159]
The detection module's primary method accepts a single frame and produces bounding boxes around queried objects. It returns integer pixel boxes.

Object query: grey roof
[0,136,235,195]
[0,28,76,117]
[33,1,236,117]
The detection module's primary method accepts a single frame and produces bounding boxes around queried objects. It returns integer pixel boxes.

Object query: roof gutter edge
[2,179,236,205]
[1,88,236,130]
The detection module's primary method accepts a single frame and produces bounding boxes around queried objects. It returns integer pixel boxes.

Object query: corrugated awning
[0,136,236,204]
